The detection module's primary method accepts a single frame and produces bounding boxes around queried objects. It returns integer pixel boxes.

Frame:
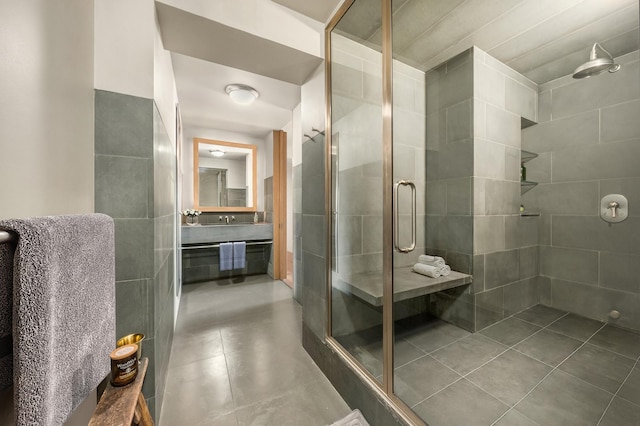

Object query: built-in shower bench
[333,267,472,307]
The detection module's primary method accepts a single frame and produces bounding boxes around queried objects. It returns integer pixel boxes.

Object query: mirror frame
[193,138,258,212]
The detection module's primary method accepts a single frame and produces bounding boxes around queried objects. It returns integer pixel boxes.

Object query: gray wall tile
[447,178,472,215]
[503,278,538,316]
[505,77,537,122]
[550,278,640,330]
[474,62,505,108]
[552,216,640,255]
[485,104,521,148]
[600,177,640,217]
[475,139,505,180]
[600,251,640,294]
[534,182,599,216]
[601,100,640,143]
[519,246,539,279]
[95,155,149,218]
[446,100,472,143]
[484,249,520,289]
[114,218,154,281]
[95,90,153,158]
[474,216,505,254]
[522,110,598,153]
[303,214,327,258]
[476,288,504,330]
[552,140,640,182]
[551,60,640,119]
[540,246,599,285]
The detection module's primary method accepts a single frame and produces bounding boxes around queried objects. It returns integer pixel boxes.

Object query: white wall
[157,0,323,58]
[0,0,95,219]
[154,10,179,146]
[181,127,266,211]
[94,0,155,99]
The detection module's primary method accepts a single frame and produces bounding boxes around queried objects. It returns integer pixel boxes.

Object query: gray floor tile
[169,328,224,367]
[394,355,461,407]
[466,349,552,406]
[515,329,582,367]
[159,354,235,425]
[480,317,541,347]
[558,344,635,393]
[514,305,567,327]
[546,313,603,341]
[401,318,471,353]
[350,336,425,377]
[226,342,324,407]
[160,277,349,426]
[202,412,238,426]
[234,377,351,426]
[618,366,640,406]
[431,334,507,375]
[514,370,612,426]
[589,325,640,359]
[413,379,509,426]
[493,409,540,426]
[599,397,640,426]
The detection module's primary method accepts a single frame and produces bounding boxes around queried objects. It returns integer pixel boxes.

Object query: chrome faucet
[225,216,229,224]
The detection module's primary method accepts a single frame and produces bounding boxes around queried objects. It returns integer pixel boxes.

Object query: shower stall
[322,0,640,424]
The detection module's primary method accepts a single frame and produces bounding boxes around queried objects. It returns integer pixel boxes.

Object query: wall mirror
[193,138,257,212]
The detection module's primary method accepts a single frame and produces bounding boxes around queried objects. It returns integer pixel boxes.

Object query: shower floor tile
[558,344,635,393]
[588,324,640,359]
[514,305,567,327]
[546,313,604,341]
[513,370,613,426]
[514,329,583,367]
[479,317,541,347]
[413,379,509,426]
[466,349,552,406]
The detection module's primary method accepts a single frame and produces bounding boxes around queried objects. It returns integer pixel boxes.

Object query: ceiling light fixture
[225,84,259,105]
[210,149,225,157]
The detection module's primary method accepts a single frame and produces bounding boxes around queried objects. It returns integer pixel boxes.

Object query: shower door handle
[394,180,416,253]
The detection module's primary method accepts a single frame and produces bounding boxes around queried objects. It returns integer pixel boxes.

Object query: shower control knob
[600,194,628,223]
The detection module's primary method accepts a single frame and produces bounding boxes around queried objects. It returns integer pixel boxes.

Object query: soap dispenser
[254,212,258,223]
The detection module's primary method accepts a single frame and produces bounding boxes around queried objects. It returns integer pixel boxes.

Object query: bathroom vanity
[181,223,273,283]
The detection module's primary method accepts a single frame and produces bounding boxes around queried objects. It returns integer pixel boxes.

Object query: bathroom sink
[182,223,272,244]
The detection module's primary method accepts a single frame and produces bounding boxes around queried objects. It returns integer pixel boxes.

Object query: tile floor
[159,275,351,425]
[339,305,640,425]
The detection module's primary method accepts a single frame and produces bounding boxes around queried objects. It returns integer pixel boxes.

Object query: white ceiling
[159,0,639,140]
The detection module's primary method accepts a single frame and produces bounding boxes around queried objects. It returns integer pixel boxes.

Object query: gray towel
[0,214,116,426]
[0,242,13,391]
[220,242,233,271]
[233,242,246,270]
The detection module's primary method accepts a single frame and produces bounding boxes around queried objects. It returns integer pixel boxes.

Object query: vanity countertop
[181,223,273,244]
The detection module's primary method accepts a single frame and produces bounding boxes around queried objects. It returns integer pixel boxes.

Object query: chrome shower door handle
[393,180,416,253]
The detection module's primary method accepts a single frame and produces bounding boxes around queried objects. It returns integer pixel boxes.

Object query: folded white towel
[441,265,451,276]
[418,254,445,267]
[412,263,442,278]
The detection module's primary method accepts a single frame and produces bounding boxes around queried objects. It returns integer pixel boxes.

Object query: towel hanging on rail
[233,242,246,270]
[220,242,233,271]
[0,214,116,426]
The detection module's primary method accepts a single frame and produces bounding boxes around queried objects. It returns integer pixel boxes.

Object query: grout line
[491,321,608,425]
[596,355,640,425]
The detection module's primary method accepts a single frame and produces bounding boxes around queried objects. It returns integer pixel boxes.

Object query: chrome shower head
[573,42,621,79]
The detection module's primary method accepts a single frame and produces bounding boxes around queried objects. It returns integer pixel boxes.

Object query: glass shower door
[329,0,385,383]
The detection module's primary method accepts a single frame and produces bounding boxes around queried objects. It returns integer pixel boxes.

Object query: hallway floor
[338,305,640,425]
[159,275,351,425]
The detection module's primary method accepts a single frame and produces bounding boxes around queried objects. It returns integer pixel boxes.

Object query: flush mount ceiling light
[225,84,259,105]
[210,149,225,157]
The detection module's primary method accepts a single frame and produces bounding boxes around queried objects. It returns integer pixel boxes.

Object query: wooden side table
[89,358,153,426]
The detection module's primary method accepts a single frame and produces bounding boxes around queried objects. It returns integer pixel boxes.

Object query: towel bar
[0,231,17,245]
[181,240,273,250]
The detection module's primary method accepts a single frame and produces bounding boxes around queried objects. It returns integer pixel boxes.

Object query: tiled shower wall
[425,47,541,332]
[523,51,640,331]
[470,47,541,331]
[95,90,176,418]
